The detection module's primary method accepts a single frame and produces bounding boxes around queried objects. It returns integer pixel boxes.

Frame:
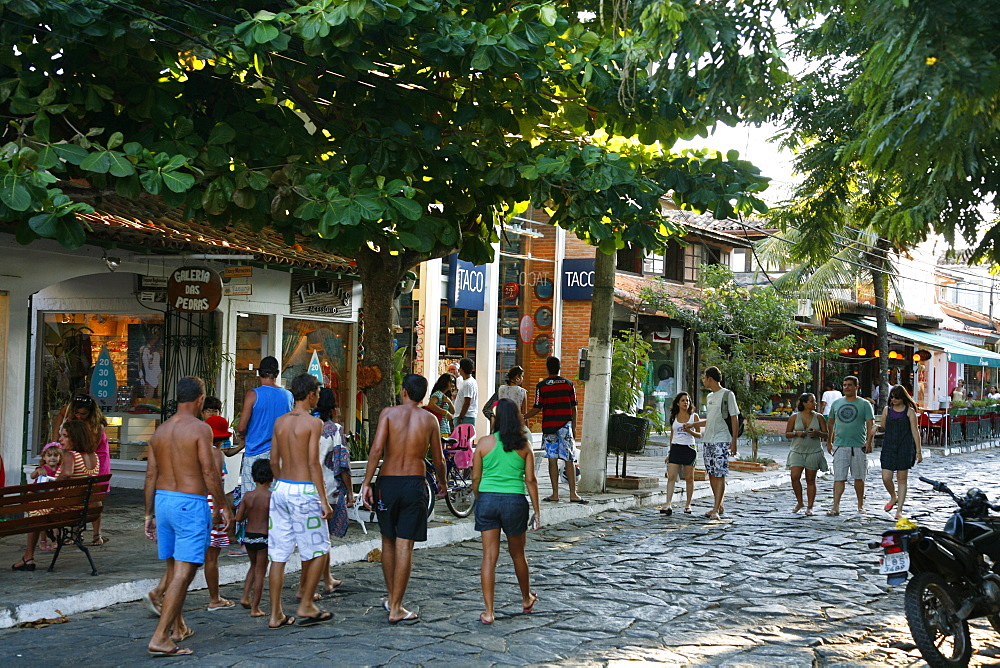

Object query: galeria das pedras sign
[167,266,223,312]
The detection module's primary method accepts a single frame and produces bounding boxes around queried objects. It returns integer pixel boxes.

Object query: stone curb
[0,469,796,629]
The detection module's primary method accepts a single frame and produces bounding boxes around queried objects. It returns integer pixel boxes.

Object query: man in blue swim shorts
[143,376,231,658]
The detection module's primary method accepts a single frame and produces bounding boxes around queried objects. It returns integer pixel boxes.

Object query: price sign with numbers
[90,346,118,412]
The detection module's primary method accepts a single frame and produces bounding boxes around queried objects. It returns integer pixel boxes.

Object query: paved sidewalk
[0,437,830,628]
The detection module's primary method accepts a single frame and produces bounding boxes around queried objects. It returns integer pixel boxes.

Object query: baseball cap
[259,356,280,375]
[205,415,232,438]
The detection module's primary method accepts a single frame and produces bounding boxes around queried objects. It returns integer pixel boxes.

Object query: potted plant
[606,331,660,489]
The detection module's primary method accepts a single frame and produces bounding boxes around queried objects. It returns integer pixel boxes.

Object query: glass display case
[104,413,160,461]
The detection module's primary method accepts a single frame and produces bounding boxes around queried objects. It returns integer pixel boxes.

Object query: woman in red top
[12,421,97,571]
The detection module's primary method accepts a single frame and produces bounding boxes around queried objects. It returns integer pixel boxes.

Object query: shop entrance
[235,312,270,411]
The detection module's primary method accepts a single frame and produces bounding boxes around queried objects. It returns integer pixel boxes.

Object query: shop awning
[839,316,1000,368]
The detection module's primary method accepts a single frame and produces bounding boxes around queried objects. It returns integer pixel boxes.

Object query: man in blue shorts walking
[143,376,232,657]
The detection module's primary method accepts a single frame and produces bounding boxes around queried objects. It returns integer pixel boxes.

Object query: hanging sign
[562,257,596,300]
[90,346,118,411]
[503,282,520,301]
[167,266,223,312]
[223,266,254,278]
[290,274,355,319]
[447,254,488,311]
[307,350,324,386]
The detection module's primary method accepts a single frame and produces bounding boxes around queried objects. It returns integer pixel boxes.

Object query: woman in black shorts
[472,399,541,624]
[660,392,701,516]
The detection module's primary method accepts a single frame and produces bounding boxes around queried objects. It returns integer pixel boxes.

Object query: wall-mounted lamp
[103,251,121,272]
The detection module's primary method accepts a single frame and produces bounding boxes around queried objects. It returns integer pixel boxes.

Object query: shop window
[440,305,478,362]
[281,318,351,421]
[39,313,164,459]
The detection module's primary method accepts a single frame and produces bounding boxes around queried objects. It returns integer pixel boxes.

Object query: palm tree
[754,223,904,411]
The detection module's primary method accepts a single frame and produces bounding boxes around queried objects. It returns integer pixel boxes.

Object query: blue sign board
[447,254,488,311]
[562,257,596,300]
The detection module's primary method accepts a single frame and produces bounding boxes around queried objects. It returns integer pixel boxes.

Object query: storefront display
[39,312,164,459]
[281,318,351,418]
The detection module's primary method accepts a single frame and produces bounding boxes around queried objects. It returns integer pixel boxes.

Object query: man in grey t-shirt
[686,366,739,520]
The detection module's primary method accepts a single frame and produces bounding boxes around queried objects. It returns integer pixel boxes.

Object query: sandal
[11,558,36,572]
[90,535,109,546]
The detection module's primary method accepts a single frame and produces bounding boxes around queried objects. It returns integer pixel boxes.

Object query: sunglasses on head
[72,396,95,407]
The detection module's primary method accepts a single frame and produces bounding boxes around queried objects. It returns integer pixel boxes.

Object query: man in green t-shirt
[826,375,875,516]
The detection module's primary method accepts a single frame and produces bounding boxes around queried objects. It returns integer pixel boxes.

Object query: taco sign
[167,266,223,312]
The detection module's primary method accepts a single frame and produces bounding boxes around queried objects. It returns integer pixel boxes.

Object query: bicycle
[423,438,475,518]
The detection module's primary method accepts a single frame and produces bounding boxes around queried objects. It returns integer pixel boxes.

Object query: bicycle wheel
[445,466,475,518]
[420,473,436,518]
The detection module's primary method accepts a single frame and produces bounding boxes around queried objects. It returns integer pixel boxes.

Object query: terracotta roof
[939,301,1000,333]
[614,273,701,315]
[662,209,773,236]
[65,192,356,276]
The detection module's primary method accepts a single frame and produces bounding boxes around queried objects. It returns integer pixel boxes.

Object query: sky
[675,121,797,206]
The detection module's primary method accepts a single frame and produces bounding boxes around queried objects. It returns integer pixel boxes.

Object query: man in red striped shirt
[525,357,587,503]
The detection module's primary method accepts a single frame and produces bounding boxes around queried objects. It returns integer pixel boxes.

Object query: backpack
[722,389,746,438]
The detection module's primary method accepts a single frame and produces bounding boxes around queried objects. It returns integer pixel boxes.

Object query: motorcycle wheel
[904,572,973,668]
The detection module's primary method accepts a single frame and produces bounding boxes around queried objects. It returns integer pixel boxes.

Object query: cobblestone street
[4,449,1000,666]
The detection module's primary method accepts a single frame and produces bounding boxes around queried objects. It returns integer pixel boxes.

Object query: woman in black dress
[878,385,923,519]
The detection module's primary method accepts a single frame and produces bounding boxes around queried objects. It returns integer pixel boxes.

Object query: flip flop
[683,508,692,514]
[479,612,494,625]
[90,535,109,546]
[382,599,391,612]
[569,498,589,504]
[142,592,162,617]
[389,611,419,625]
[884,501,896,512]
[523,591,538,613]
[268,616,296,629]
[826,509,840,516]
[207,599,235,611]
[147,647,193,657]
[297,611,333,627]
[660,507,672,516]
[706,512,721,520]
[805,509,815,516]
[543,497,559,502]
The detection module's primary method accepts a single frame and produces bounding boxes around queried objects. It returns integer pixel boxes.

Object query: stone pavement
[3,447,1000,665]
[0,438,799,628]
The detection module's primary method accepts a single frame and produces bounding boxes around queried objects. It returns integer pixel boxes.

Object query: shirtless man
[267,373,333,629]
[143,376,231,657]
[362,373,446,625]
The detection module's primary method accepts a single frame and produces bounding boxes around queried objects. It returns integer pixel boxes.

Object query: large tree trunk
[578,250,615,494]
[871,243,890,412]
[355,247,410,438]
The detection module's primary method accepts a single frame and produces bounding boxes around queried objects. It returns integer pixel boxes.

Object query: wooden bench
[0,474,111,576]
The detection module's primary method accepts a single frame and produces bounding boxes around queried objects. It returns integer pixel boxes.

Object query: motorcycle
[869,476,1000,667]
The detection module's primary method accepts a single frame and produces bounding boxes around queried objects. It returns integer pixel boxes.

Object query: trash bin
[607,414,650,455]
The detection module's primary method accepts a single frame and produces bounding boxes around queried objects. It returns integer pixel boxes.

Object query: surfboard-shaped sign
[307,350,324,386]
[90,345,118,412]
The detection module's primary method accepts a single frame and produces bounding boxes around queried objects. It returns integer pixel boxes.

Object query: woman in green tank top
[472,399,541,624]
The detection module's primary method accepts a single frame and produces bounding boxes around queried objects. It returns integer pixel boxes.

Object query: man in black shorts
[361,374,446,624]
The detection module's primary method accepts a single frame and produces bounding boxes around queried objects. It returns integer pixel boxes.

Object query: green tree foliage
[640,265,853,425]
[776,0,1000,260]
[0,0,780,419]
